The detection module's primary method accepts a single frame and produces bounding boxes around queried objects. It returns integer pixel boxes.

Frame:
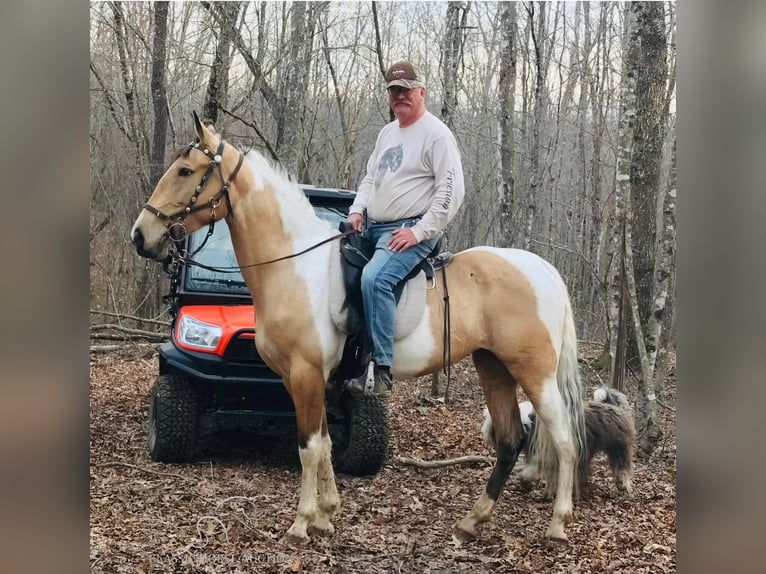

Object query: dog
[482,387,635,496]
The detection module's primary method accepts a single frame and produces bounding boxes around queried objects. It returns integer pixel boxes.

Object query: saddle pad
[329,249,427,341]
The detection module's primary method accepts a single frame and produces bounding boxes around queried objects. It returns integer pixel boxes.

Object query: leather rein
[143,138,357,274]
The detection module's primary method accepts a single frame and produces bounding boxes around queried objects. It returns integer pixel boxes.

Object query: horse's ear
[192,111,205,140]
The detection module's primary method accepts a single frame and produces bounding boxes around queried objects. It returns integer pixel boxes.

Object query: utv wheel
[147,374,199,462]
[330,392,389,476]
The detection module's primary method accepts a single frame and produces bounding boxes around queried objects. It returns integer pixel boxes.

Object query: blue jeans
[361,218,439,367]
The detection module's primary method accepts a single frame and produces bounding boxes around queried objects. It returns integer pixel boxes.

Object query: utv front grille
[224,330,261,362]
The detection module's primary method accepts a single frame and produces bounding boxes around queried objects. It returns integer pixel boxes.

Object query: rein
[174,228,359,274]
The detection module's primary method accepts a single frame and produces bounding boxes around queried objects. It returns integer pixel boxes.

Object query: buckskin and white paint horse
[131,114,587,543]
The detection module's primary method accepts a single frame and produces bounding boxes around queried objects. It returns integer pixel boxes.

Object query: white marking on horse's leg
[284,432,322,543]
[311,431,340,535]
[534,379,576,541]
[455,492,495,539]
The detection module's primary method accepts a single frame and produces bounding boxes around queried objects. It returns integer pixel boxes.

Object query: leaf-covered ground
[90,345,675,573]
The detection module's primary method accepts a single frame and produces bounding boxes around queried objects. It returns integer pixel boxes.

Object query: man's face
[387,86,426,124]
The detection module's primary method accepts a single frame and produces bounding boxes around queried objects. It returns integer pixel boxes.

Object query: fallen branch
[90,309,170,327]
[90,333,167,342]
[90,323,167,338]
[95,461,190,481]
[396,455,496,469]
[90,343,162,353]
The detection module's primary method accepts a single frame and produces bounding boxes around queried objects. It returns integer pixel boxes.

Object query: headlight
[177,315,222,350]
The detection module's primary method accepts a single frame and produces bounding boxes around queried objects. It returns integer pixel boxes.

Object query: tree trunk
[202,2,241,126]
[497,1,516,248]
[634,137,676,457]
[441,2,468,128]
[629,1,668,340]
[318,6,354,189]
[608,3,639,388]
[520,2,546,251]
[371,1,395,123]
[279,1,312,178]
[630,2,669,458]
[149,1,169,188]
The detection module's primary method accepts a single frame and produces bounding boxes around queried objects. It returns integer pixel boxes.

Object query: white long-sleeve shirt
[350,111,465,243]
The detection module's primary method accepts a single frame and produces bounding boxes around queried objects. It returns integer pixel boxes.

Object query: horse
[130,113,587,543]
[483,387,635,497]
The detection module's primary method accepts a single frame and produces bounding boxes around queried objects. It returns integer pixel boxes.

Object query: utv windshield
[184,204,348,295]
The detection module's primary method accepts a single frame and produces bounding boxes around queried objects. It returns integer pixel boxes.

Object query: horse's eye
[178,167,193,177]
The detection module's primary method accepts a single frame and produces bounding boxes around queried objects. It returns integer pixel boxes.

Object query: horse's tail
[527,296,588,497]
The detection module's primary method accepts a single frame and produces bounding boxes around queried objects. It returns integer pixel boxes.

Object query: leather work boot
[371,366,393,398]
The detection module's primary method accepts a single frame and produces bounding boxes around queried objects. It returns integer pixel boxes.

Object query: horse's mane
[242,149,333,236]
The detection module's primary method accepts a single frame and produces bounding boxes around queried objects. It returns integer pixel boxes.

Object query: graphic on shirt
[375,144,403,183]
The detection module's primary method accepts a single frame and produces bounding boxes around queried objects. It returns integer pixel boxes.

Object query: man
[346,60,465,397]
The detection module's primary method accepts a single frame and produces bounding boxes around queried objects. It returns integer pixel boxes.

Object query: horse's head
[131,112,242,262]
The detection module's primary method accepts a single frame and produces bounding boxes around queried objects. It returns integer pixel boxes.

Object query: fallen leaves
[90,345,676,573]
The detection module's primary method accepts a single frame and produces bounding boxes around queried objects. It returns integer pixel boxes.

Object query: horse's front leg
[311,409,340,535]
[282,369,334,545]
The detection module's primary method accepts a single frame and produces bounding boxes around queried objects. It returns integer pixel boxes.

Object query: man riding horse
[346,60,465,397]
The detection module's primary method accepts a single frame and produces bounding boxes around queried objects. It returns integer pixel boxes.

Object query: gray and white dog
[482,387,635,496]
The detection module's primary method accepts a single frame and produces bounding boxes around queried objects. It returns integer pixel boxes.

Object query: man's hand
[388,227,418,252]
[347,212,364,232]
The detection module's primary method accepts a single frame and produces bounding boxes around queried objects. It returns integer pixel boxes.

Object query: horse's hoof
[308,521,335,537]
[545,526,568,542]
[452,522,477,543]
[280,532,309,547]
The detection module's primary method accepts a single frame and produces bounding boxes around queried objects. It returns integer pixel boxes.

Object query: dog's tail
[593,387,631,412]
[480,406,495,449]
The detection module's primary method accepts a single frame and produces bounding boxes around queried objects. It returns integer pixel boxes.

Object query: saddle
[330,221,452,379]
[336,221,453,340]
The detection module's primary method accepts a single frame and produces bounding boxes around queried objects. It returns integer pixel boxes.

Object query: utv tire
[148,374,199,462]
[331,392,389,476]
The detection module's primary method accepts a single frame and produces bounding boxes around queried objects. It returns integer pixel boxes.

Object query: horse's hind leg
[311,409,341,534]
[526,375,577,541]
[455,350,525,540]
[282,369,330,545]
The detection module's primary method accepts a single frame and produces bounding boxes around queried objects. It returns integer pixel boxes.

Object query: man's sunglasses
[387,86,415,95]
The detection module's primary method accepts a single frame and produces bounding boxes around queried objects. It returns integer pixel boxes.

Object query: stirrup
[345,374,367,397]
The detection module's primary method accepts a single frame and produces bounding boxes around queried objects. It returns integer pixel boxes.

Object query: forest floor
[90,344,675,573]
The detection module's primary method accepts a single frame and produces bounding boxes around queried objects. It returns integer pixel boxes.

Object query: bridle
[142,138,244,258]
[143,137,358,275]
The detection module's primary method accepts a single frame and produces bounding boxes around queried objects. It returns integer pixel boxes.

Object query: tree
[441,1,470,128]
[149,1,169,187]
[634,136,676,456]
[608,3,639,390]
[202,2,242,125]
[279,1,310,177]
[519,2,548,250]
[497,1,516,248]
[630,2,667,334]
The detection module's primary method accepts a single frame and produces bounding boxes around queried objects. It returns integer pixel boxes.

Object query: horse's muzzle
[131,227,170,261]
